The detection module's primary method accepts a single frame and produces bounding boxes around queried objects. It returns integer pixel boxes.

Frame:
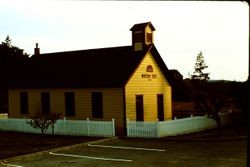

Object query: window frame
[20,92,28,114]
[41,92,50,115]
[91,92,103,118]
[146,65,153,72]
[64,92,75,117]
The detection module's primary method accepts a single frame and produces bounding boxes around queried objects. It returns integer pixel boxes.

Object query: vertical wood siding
[125,52,172,121]
[8,88,124,132]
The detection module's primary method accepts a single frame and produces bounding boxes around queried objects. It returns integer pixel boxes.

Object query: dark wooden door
[136,95,144,121]
[157,94,164,121]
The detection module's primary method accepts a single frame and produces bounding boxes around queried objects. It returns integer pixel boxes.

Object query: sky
[0,1,249,81]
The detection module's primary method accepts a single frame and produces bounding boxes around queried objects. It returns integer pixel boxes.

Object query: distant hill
[207,80,243,83]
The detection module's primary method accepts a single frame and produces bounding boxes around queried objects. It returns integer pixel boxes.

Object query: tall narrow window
[157,94,164,121]
[136,95,144,121]
[91,92,103,118]
[20,92,28,114]
[146,33,152,43]
[41,92,50,115]
[65,92,75,117]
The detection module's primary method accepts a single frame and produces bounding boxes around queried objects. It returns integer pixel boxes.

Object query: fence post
[127,118,129,137]
[8,118,10,131]
[23,117,26,133]
[190,114,194,130]
[112,118,115,136]
[87,118,90,136]
[63,117,66,135]
[156,119,159,138]
[22,118,25,133]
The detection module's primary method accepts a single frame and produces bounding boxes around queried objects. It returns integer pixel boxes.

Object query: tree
[190,51,210,81]
[0,35,29,64]
[207,95,224,135]
[168,69,191,101]
[26,109,61,144]
[0,36,29,113]
[26,109,52,144]
[189,51,210,113]
[189,52,222,135]
[49,112,62,135]
[1,35,12,47]
[189,52,209,114]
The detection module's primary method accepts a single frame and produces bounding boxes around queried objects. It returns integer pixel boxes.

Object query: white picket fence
[126,120,158,138]
[0,118,115,137]
[127,112,232,138]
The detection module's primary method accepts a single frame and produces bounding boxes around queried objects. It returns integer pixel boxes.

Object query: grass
[0,131,104,159]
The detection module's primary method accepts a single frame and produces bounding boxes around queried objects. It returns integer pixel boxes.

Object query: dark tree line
[169,51,248,108]
[0,35,29,65]
[0,36,29,113]
[169,51,248,131]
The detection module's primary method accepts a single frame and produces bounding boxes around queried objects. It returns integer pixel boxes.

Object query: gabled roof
[130,22,155,31]
[8,45,170,88]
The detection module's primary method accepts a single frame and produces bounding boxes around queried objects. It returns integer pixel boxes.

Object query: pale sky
[0,1,249,81]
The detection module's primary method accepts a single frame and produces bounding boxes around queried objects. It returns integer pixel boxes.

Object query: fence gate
[127,119,158,138]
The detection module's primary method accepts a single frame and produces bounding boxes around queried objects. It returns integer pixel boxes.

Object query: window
[136,95,144,121]
[146,33,152,43]
[133,31,143,42]
[20,92,28,114]
[92,92,103,118]
[146,65,153,72]
[65,92,75,117]
[41,92,50,115]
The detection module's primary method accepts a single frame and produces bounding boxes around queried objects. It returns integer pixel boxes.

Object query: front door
[136,95,144,121]
[157,94,164,121]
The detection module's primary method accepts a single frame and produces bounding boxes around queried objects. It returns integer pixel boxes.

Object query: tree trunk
[41,129,45,145]
[40,133,44,145]
[215,115,221,136]
[52,124,54,135]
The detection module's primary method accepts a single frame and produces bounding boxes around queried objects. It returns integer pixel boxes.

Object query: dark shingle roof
[8,45,170,88]
[130,22,155,31]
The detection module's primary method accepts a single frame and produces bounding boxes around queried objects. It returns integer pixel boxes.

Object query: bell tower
[130,22,155,51]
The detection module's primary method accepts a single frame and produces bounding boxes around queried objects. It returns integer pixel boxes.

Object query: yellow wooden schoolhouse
[8,22,172,135]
